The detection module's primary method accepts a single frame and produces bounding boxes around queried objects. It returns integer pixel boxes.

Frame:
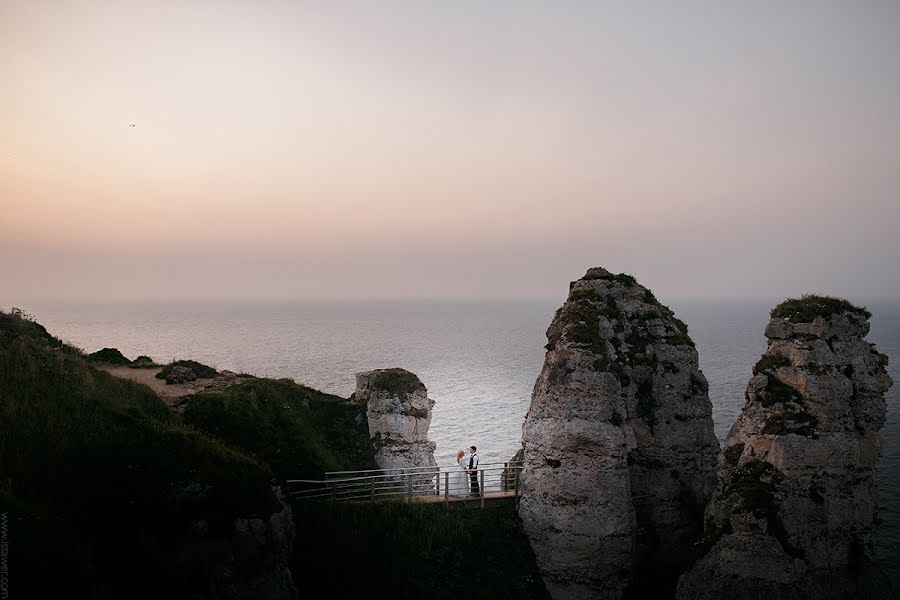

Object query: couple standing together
[451,446,479,497]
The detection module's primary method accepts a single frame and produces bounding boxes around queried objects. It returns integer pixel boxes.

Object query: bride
[448,449,469,497]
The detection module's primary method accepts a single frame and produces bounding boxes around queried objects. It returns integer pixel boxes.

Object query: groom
[467,445,480,497]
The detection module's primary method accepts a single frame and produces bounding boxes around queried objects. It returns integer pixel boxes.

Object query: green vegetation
[0,309,549,599]
[0,309,280,599]
[131,354,160,368]
[582,269,638,287]
[181,378,376,480]
[87,346,132,365]
[291,500,549,600]
[722,460,802,558]
[156,359,218,380]
[758,373,802,407]
[753,352,791,375]
[723,460,783,518]
[770,294,871,323]
[371,367,425,397]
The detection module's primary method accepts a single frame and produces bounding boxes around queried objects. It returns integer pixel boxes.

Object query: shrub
[770,294,871,323]
[757,374,802,407]
[752,353,791,375]
[130,355,161,368]
[87,347,132,365]
[156,359,218,380]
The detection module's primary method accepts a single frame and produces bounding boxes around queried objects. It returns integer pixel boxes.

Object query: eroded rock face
[519,267,719,599]
[354,368,437,473]
[676,297,893,600]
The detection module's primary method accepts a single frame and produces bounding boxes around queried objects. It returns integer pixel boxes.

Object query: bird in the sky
[129,124,135,127]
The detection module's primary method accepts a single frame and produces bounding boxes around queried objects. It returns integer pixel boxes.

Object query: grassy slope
[1,310,548,598]
[181,378,377,480]
[0,311,279,599]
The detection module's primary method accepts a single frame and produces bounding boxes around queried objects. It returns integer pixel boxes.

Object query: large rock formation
[354,368,437,474]
[676,295,893,600]
[519,267,719,599]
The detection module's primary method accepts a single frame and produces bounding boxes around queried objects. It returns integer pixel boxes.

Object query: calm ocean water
[19,298,900,585]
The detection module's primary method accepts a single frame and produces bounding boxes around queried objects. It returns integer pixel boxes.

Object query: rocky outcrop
[176,487,297,600]
[354,368,437,474]
[676,295,893,600]
[166,365,197,384]
[519,267,719,599]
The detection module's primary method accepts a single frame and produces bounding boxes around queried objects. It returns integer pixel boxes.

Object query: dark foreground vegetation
[0,308,547,598]
[291,500,549,600]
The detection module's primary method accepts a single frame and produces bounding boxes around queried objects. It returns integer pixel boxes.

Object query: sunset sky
[3,1,900,301]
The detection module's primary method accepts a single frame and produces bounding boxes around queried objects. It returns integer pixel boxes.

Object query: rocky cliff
[354,368,437,473]
[184,487,296,600]
[519,267,719,599]
[676,295,893,600]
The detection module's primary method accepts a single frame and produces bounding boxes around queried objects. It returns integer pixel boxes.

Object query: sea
[19,298,900,585]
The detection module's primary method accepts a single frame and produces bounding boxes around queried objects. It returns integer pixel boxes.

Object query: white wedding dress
[448,460,469,496]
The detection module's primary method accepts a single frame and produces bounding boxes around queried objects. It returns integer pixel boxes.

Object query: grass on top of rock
[181,378,376,480]
[581,269,638,287]
[0,309,280,599]
[770,294,871,323]
[156,359,218,380]
[371,367,425,397]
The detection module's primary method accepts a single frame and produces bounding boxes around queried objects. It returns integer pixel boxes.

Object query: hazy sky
[3,1,900,302]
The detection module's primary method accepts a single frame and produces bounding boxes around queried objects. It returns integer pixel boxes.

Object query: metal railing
[287,461,523,509]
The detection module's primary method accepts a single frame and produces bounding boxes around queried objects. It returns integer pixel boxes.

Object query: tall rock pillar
[519,267,719,599]
[676,295,893,600]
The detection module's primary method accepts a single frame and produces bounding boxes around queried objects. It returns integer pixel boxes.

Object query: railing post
[444,471,449,507]
[435,469,440,496]
[480,469,485,509]
[407,472,413,503]
[503,462,509,491]
[370,478,375,501]
[331,481,337,502]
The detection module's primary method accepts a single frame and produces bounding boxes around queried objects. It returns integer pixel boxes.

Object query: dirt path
[101,366,251,406]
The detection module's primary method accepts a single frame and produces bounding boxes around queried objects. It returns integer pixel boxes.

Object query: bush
[770,294,871,322]
[87,347,132,365]
[752,353,791,375]
[130,355,160,368]
[156,359,218,380]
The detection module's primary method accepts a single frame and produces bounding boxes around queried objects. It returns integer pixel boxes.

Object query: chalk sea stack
[353,368,437,473]
[519,267,719,599]
[676,295,893,600]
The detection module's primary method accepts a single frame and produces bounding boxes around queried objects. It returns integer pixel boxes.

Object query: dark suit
[468,453,480,496]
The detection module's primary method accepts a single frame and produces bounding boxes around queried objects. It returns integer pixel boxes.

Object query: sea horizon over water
[10,296,900,587]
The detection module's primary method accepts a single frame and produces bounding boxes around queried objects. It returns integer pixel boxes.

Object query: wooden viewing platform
[287,462,523,509]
